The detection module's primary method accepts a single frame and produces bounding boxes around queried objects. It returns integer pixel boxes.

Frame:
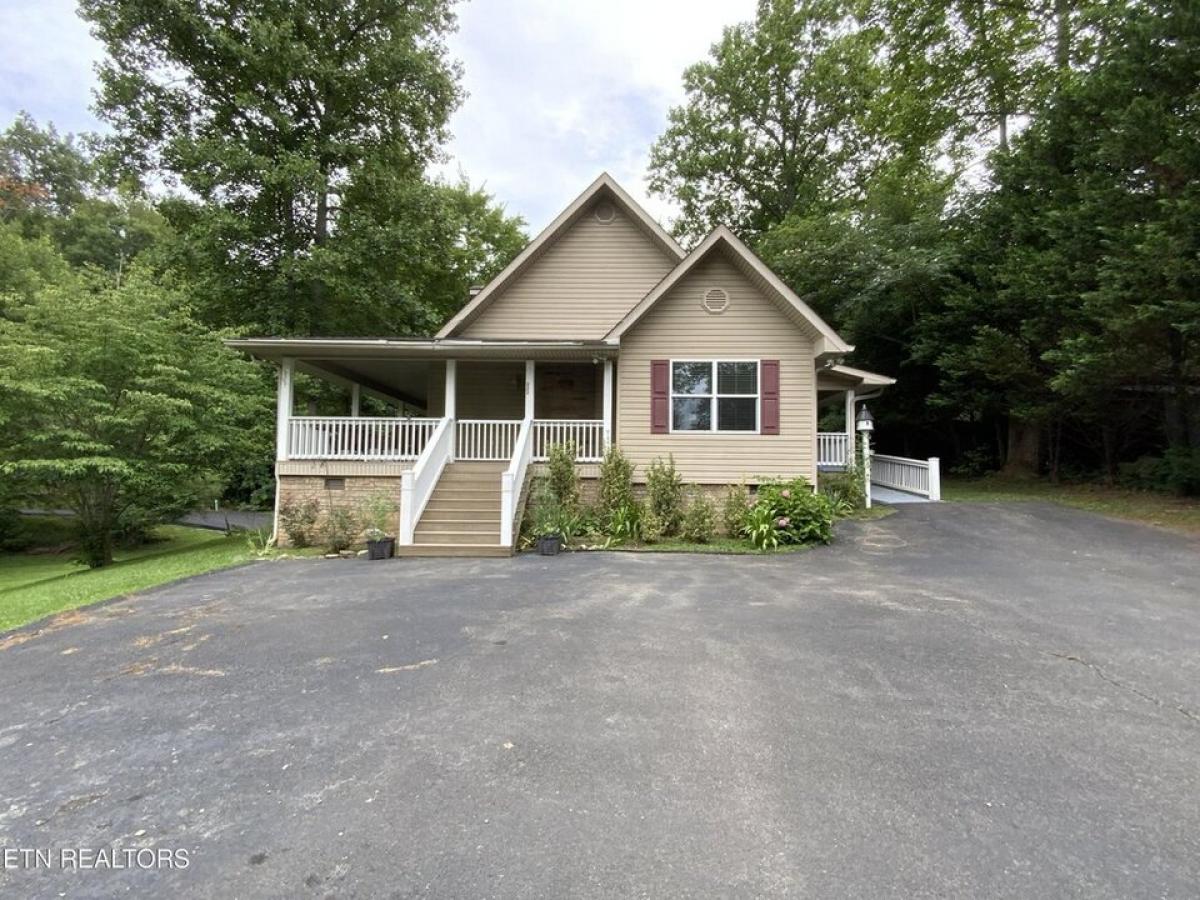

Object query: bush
[819,464,866,516]
[607,500,641,542]
[722,484,751,536]
[278,498,320,548]
[323,506,360,553]
[546,441,579,508]
[1120,449,1200,496]
[753,477,835,545]
[645,455,684,536]
[680,490,716,543]
[361,491,398,539]
[598,446,635,522]
[640,503,665,544]
[741,501,781,550]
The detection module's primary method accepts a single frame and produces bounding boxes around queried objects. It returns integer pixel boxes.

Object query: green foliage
[545,442,579,509]
[1119,450,1200,497]
[741,501,781,551]
[598,445,635,522]
[722,484,751,536]
[361,491,399,539]
[819,464,866,516]
[322,506,360,553]
[78,0,525,337]
[0,269,262,566]
[753,478,836,545]
[680,490,717,544]
[640,504,665,544]
[277,498,319,548]
[645,456,684,536]
[607,500,642,543]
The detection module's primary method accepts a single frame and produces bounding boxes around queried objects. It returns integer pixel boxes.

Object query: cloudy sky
[0,0,756,232]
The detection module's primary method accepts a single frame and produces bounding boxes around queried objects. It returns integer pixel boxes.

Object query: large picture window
[670,361,759,432]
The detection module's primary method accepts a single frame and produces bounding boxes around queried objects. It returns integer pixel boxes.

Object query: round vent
[594,201,616,223]
[702,288,729,314]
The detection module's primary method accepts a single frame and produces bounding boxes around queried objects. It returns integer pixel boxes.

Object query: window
[670,361,759,432]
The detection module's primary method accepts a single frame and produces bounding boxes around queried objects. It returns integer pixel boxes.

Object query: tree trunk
[1055,0,1072,72]
[1002,416,1041,476]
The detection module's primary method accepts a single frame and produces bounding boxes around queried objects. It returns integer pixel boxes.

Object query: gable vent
[702,288,729,314]
[594,200,616,223]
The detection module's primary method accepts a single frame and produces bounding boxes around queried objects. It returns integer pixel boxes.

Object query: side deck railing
[286,416,438,461]
[871,454,941,501]
[817,432,851,468]
[533,420,605,462]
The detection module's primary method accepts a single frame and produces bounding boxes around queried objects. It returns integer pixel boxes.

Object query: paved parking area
[1,503,1197,898]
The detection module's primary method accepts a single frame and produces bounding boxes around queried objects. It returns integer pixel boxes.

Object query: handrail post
[928,457,941,501]
[399,471,415,544]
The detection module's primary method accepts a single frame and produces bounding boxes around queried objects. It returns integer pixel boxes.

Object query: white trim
[668,359,761,435]
[844,389,855,440]
[605,226,851,354]
[275,357,295,460]
[602,359,614,450]
[436,173,684,338]
[524,360,535,419]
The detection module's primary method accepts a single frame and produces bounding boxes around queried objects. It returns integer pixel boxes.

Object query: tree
[0,269,262,566]
[649,0,889,245]
[0,112,96,226]
[80,0,470,335]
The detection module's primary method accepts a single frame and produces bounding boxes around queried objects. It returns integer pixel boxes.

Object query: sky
[0,0,757,233]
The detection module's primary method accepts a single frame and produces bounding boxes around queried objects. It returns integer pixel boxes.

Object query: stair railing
[500,417,534,547]
[399,417,454,544]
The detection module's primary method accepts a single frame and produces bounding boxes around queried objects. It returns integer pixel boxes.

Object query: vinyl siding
[616,250,817,484]
[460,201,677,339]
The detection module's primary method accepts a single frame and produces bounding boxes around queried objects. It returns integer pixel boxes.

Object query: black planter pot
[366,538,395,560]
[536,534,563,556]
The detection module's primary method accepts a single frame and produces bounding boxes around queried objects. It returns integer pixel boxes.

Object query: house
[228,173,897,555]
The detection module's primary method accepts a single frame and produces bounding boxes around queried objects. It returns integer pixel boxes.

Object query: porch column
[602,359,614,450]
[444,359,457,460]
[275,357,295,461]
[524,360,535,419]
[350,383,361,417]
[844,389,855,440]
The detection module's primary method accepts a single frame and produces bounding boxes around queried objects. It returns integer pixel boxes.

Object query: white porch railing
[286,416,438,461]
[817,432,851,468]
[456,419,522,461]
[399,417,454,544]
[533,420,605,462]
[871,454,942,501]
[500,419,534,547]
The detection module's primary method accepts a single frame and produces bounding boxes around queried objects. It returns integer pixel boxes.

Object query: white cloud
[439,0,757,231]
[0,0,756,231]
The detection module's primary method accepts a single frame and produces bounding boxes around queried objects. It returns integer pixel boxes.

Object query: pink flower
[781,489,791,499]
[776,516,790,528]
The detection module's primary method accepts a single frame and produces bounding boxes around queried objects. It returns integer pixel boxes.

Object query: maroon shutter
[761,360,780,435]
[650,359,669,433]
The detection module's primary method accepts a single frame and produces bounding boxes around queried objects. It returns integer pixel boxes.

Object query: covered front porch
[816,363,896,469]
[229,338,619,551]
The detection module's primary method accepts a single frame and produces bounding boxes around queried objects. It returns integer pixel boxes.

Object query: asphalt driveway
[1,503,1197,898]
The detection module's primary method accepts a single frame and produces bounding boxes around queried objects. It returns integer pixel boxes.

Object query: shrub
[1120,449,1200,496]
[546,442,579,508]
[526,482,587,545]
[819,463,866,516]
[754,477,835,545]
[645,455,684,535]
[598,446,635,521]
[323,506,360,553]
[361,491,398,538]
[741,501,781,550]
[278,498,320,548]
[680,490,716,543]
[640,503,665,544]
[607,500,641,542]
[722,484,751,536]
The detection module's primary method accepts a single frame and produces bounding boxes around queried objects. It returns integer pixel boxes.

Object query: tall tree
[80,0,471,335]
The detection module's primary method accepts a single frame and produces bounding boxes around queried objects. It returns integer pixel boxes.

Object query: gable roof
[604,225,852,357]
[437,173,684,339]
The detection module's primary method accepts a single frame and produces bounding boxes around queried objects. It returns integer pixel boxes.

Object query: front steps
[396,461,512,558]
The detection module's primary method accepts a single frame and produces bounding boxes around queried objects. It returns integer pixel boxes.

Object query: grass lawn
[1,517,263,633]
[943,478,1200,534]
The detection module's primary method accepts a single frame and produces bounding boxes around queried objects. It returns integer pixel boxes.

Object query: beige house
[230,174,895,556]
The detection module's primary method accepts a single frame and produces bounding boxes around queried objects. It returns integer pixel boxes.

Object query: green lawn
[1,519,263,633]
[943,478,1200,534]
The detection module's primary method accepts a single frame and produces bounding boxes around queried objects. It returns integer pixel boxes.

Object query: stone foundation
[276,474,403,548]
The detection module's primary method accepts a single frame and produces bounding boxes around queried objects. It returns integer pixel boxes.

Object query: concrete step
[395,544,512,558]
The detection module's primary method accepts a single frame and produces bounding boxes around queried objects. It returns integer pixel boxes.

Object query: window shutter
[761,360,780,435]
[650,360,669,433]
